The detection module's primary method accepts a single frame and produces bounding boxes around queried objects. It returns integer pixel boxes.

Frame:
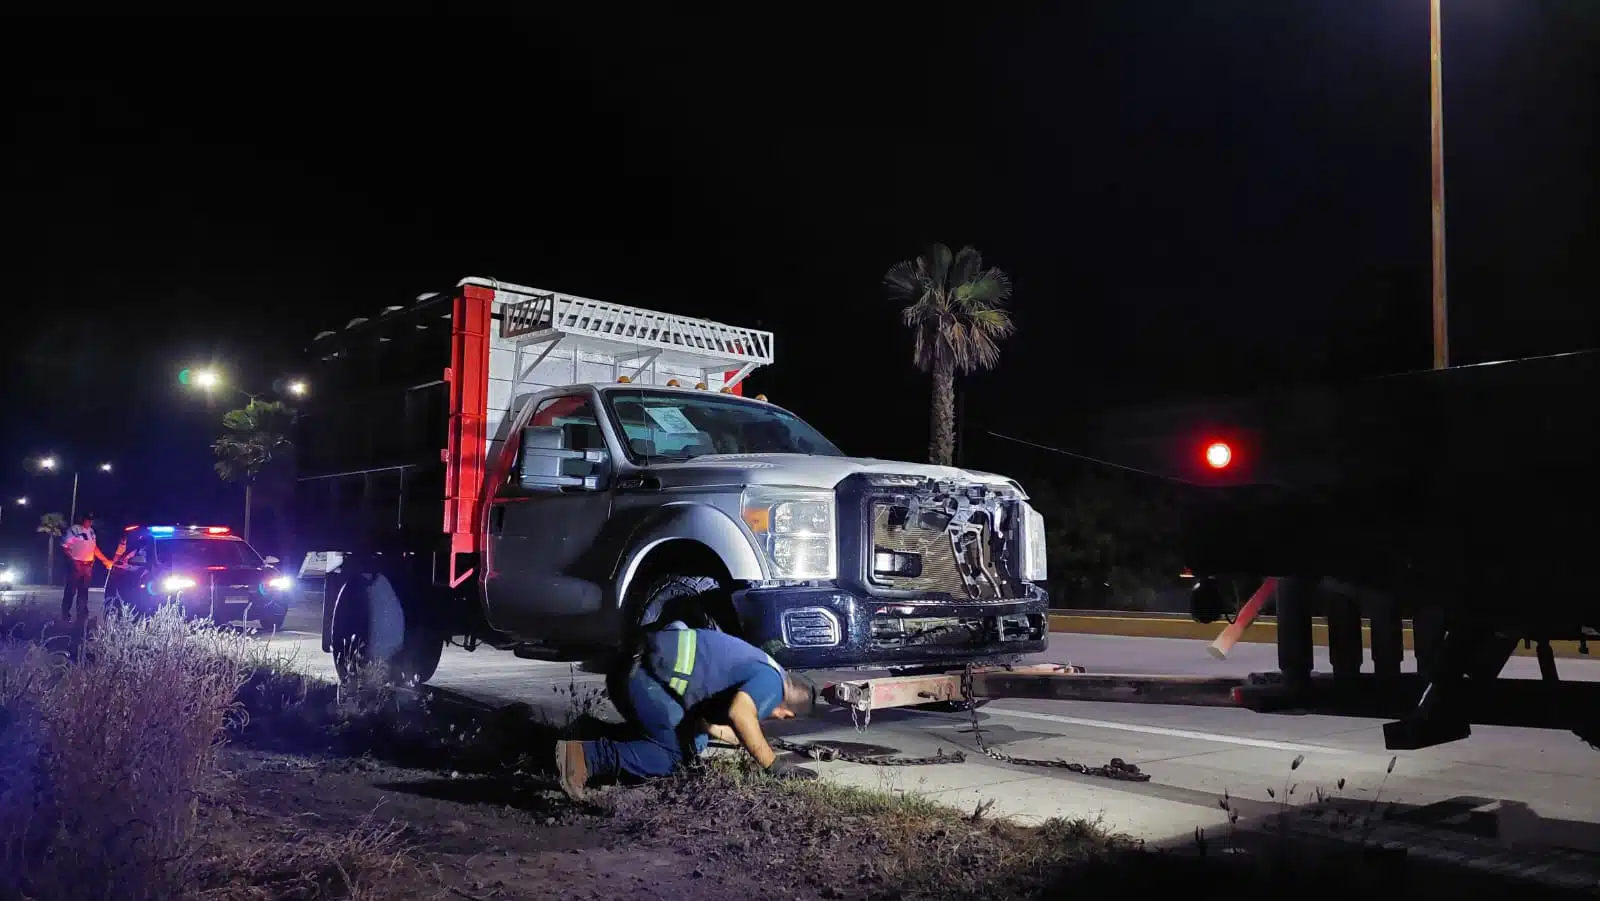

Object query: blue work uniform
[583,623,788,780]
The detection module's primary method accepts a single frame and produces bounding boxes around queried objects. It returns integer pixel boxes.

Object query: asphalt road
[9,585,1600,873]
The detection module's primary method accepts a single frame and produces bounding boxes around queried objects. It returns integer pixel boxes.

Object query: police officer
[554,622,819,800]
[60,512,112,625]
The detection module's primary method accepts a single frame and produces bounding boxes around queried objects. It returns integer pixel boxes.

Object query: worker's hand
[763,757,819,781]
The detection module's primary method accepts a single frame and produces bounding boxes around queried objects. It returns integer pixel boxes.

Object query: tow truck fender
[613,502,765,606]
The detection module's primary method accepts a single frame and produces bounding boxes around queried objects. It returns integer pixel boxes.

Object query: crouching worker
[554,622,819,800]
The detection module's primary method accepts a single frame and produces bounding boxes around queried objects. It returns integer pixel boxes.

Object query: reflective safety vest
[640,622,784,711]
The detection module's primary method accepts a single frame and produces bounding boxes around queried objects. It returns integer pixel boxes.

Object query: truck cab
[485,381,1050,670]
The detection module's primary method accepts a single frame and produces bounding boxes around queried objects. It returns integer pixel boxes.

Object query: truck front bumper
[729,584,1049,672]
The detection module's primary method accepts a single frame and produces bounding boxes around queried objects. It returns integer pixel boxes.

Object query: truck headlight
[741,486,836,581]
[1021,503,1048,582]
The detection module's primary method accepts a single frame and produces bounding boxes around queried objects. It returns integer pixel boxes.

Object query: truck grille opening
[871,504,966,595]
[868,487,1024,599]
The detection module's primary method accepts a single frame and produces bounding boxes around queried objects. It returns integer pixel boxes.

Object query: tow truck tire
[633,574,732,636]
[330,572,443,687]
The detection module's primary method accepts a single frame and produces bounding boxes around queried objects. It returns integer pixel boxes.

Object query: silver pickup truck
[301,278,1050,683]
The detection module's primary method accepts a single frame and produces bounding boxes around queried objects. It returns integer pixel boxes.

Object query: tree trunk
[244,482,253,543]
[45,535,55,585]
[929,355,957,466]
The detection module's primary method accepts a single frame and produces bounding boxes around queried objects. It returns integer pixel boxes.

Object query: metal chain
[771,736,965,766]
[958,667,1151,782]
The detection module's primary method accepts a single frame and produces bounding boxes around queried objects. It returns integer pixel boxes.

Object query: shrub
[0,605,252,901]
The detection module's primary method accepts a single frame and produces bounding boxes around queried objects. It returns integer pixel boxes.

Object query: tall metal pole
[68,471,79,526]
[1430,0,1449,370]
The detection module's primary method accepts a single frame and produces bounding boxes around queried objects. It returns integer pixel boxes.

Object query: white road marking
[959,707,1354,755]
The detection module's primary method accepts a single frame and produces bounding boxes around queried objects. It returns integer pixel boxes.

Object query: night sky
[3,4,1597,562]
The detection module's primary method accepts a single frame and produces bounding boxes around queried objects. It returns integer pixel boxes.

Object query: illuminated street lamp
[31,457,114,526]
[180,367,307,402]
[0,496,26,526]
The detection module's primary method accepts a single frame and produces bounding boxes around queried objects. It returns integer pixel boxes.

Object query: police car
[105,524,296,630]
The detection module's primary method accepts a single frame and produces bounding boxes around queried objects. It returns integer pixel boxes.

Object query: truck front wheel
[330,572,443,687]
[632,574,735,639]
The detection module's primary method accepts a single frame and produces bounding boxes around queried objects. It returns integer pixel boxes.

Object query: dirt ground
[191,744,1121,901]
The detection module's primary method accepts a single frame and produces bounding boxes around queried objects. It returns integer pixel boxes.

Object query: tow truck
[811,349,1600,753]
[297,277,1051,685]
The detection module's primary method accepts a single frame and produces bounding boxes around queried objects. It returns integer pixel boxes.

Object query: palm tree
[212,399,296,542]
[884,243,1016,467]
[37,512,66,585]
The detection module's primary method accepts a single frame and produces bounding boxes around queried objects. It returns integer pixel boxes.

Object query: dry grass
[605,754,1126,901]
[192,815,412,901]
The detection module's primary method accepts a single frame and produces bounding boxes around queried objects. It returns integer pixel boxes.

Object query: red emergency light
[1204,441,1233,470]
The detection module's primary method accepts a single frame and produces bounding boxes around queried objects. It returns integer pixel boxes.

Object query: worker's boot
[554,740,589,801]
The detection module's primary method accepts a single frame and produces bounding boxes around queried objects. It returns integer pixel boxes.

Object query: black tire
[329,572,443,687]
[257,610,288,633]
[632,574,733,638]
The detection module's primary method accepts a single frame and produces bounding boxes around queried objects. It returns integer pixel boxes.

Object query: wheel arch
[613,503,764,608]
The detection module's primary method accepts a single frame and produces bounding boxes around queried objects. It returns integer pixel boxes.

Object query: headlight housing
[740,486,836,581]
[1021,502,1048,582]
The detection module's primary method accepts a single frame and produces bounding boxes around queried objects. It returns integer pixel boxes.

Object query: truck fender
[613,502,765,606]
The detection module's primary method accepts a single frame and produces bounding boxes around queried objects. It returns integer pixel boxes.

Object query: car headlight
[161,575,197,593]
[740,486,836,581]
[266,576,293,591]
[0,570,16,585]
[1021,502,1048,582]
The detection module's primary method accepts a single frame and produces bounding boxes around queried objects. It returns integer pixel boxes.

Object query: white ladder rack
[496,287,773,369]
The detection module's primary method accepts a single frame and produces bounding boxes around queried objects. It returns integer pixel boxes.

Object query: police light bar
[148,526,175,534]
[207,527,230,534]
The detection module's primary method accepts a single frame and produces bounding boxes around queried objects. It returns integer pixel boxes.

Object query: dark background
[3,4,1597,574]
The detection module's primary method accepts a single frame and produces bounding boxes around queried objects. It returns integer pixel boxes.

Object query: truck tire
[633,574,733,637]
[330,572,443,686]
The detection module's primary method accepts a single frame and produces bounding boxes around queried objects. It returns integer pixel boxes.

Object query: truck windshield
[155,538,264,569]
[605,389,844,463]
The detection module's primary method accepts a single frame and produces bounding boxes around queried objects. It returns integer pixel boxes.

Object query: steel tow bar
[796,663,1249,780]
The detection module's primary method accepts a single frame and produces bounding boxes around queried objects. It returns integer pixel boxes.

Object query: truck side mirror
[263,555,281,566]
[518,425,609,491]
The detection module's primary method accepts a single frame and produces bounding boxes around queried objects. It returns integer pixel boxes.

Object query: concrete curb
[1048,611,1592,660]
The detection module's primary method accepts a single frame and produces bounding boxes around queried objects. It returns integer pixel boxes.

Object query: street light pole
[1430,0,1449,370]
[68,471,80,526]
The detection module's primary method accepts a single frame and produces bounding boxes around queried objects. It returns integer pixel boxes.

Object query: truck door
[485,393,615,643]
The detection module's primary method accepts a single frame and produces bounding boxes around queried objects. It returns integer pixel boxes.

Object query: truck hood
[643,453,1025,494]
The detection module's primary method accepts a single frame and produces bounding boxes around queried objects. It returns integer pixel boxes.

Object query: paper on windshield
[643,405,699,434]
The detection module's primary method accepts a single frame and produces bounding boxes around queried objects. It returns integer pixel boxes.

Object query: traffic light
[1204,441,1233,470]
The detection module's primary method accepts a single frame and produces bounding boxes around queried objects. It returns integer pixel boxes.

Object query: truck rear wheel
[330,572,443,687]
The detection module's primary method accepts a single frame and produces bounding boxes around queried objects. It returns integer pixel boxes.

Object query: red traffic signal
[1204,441,1233,470]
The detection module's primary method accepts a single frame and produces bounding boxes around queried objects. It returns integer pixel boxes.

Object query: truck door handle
[490,505,507,534]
